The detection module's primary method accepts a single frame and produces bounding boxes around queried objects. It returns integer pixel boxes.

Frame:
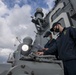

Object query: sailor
[36,22,76,75]
[43,31,55,49]
[43,31,58,59]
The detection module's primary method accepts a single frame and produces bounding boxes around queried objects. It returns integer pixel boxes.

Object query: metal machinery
[0,0,76,75]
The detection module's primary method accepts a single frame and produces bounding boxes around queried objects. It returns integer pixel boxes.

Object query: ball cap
[43,31,51,38]
[50,22,61,31]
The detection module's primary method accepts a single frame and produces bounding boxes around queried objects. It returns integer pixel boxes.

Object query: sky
[0,0,55,63]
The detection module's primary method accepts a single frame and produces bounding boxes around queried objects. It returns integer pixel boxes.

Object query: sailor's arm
[36,43,57,55]
[44,43,57,55]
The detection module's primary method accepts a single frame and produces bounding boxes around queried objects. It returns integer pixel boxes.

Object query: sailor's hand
[36,52,44,55]
[43,48,48,51]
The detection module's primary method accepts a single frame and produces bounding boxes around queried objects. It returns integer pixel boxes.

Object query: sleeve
[69,27,76,41]
[44,42,57,55]
[44,41,49,48]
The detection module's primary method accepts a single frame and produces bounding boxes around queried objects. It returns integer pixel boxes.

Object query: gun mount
[2,36,64,75]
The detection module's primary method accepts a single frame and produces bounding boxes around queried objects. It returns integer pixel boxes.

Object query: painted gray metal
[6,60,64,75]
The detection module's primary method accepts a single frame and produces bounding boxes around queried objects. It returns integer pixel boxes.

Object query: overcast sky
[0,0,55,63]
